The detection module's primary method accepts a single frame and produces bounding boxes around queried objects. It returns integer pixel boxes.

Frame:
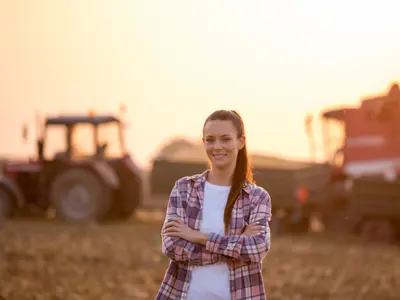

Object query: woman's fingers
[163,224,181,233]
[246,223,266,230]
[164,220,186,231]
[253,226,265,233]
[246,222,262,228]
[165,231,182,237]
[244,225,262,232]
[164,220,181,229]
[164,223,184,237]
[243,223,266,236]
[243,223,259,232]
[164,228,182,237]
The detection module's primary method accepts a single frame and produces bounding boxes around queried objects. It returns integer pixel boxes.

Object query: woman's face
[202,120,244,169]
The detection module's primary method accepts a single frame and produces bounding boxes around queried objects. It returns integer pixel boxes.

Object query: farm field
[1,210,399,300]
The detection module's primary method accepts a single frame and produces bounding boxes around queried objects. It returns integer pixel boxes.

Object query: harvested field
[1,211,399,300]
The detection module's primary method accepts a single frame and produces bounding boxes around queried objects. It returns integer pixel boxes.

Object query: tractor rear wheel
[50,168,112,222]
[0,187,15,219]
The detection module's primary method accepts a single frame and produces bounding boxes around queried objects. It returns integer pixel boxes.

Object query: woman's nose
[213,140,223,149]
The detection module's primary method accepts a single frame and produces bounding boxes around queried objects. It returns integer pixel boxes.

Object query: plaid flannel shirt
[156,170,272,300]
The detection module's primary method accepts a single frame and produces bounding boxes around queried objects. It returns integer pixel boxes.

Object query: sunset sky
[1,0,399,168]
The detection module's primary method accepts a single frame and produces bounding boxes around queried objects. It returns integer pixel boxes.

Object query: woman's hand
[242,222,264,236]
[164,217,208,245]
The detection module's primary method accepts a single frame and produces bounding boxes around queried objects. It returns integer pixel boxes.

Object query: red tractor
[0,113,143,222]
[319,83,400,241]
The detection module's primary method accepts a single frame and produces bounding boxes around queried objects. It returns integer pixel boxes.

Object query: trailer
[149,139,331,233]
[251,157,331,233]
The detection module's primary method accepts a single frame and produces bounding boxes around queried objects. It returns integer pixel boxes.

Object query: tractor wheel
[0,187,16,219]
[103,164,143,221]
[50,168,112,222]
[117,180,142,220]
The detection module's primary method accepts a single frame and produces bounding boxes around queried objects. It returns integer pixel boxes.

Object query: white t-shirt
[186,181,231,300]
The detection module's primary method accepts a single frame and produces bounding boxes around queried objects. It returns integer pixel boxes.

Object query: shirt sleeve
[204,187,271,263]
[161,179,227,266]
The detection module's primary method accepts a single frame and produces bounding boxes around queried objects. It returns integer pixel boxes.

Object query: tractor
[0,113,143,222]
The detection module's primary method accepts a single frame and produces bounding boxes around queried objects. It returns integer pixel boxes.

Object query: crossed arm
[160,181,223,266]
[161,181,272,265]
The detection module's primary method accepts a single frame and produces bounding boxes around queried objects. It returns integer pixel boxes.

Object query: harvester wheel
[50,168,112,222]
[375,220,396,243]
[0,187,15,219]
[360,220,396,244]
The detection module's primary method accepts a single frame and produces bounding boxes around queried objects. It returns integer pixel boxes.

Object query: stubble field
[1,210,399,300]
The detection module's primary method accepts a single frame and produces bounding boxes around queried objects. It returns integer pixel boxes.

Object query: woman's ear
[239,136,246,150]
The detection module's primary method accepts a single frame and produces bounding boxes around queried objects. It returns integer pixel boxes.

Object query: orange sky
[1,0,399,168]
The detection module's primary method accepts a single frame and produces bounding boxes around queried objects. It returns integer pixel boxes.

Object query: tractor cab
[37,114,125,162]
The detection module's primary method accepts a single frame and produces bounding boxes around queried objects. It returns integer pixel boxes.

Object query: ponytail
[224,144,252,233]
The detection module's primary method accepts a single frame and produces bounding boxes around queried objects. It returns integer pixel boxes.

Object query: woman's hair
[203,110,253,233]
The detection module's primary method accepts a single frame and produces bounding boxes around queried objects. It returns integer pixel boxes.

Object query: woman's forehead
[203,120,237,136]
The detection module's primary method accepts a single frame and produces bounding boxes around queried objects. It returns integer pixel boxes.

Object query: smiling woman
[157,110,272,300]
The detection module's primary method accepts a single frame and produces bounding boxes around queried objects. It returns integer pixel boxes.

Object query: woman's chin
[210,160,230,169]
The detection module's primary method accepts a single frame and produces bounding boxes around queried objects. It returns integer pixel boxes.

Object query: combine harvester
[0,110,143,222]
[149,138,331,234]
[319,83,400,242]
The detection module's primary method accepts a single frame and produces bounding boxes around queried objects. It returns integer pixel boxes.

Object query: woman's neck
[207,165,235,186]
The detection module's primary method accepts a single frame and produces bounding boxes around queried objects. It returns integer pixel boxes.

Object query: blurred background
[2,0,400,167]
[1,1,400,299]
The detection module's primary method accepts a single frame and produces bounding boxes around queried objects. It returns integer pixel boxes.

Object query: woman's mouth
[213,153,227,159]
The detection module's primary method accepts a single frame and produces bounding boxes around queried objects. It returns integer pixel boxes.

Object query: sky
[1,0,399,168]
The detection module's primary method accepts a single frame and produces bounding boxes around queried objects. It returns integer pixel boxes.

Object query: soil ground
[1,210,399,300]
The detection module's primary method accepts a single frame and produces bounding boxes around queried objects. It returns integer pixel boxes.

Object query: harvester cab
[320,107,347,179]
[321,82,400,180]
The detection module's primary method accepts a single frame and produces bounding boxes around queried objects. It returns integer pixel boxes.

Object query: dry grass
[1,212,399,300]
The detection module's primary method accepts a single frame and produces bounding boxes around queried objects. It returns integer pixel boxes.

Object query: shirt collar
[187,169,252,194]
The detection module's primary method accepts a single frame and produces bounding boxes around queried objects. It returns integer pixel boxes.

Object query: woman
[156,110,272,300]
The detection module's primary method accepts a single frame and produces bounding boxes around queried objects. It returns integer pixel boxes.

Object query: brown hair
[203,110,253,233]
